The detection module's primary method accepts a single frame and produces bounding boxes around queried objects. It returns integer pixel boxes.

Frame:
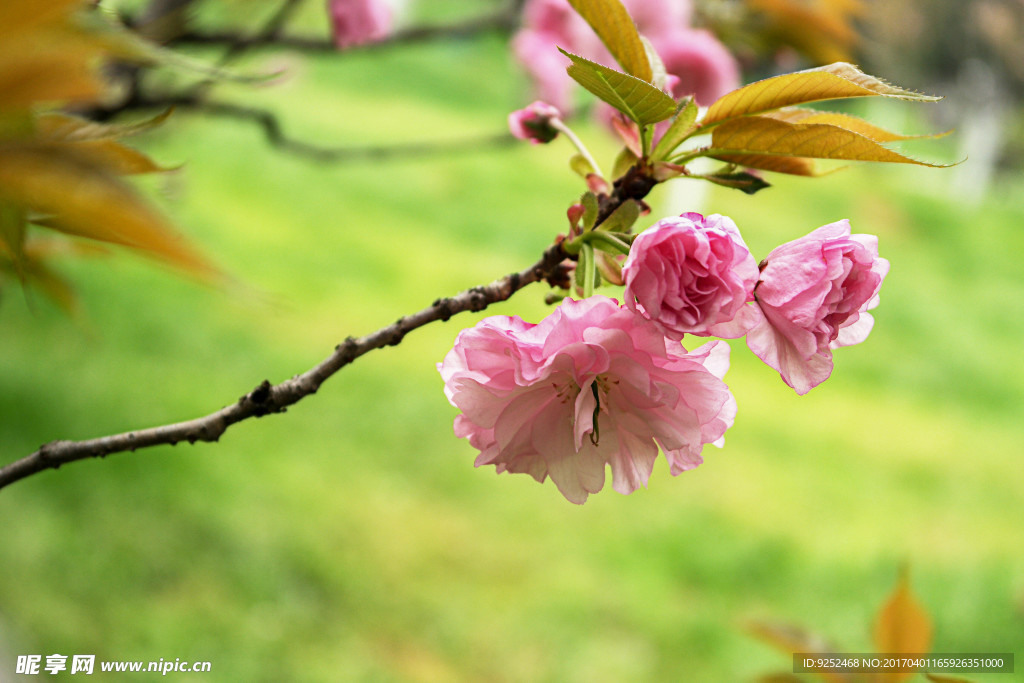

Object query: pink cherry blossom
[623,213,760,339]
[746,220,890,395]
[438,296,736,504]
[328,0,392,49]
[650,28,740,106]
[508,100,562,144]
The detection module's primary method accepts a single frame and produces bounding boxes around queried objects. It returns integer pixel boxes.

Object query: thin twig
[1,150,663,491]
[0,243,567,490]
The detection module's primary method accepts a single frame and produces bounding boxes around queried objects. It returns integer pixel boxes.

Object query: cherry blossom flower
[655,28,741,106]
[623,212,760,339]
[438,296,736,504]
[328,0,392,49]
[746,220,890,394]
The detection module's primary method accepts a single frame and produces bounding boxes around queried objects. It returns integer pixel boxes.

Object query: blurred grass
[2,17,1024,683]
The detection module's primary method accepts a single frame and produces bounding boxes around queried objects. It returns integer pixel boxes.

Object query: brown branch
[0,242,567,490]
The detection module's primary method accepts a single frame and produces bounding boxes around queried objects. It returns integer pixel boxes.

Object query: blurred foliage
[703,0,867,69]
[0,0,216,311]
[862,0,1024,100]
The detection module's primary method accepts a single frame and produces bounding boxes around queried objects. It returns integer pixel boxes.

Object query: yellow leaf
[567,0,652,82]
[710,116,951,166]
[763,107,948,142]
[702,63,941,127]
[873,568,933,683]
[0,144,215,278]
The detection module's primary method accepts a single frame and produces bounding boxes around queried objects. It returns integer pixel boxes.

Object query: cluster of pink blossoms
[440,213,887,503]
[513,0,739,111]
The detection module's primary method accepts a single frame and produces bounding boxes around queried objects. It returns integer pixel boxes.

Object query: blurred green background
[2,0,1023,680]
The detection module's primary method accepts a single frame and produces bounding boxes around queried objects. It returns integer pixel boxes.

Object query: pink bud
[567,203,585,231]
[508,100,562,144]
[328,0,392,49]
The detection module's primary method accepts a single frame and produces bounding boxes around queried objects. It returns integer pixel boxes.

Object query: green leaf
[652,97,699,160]
[598,199,639,233]
[710,116,952,166]
[702,62,941,127]
[561,49,676,126]
[569,153,596,179]
[612,146,639,180]
[581,191,599,231]
[566,0,652,82]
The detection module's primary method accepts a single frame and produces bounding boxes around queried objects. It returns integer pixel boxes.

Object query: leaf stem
[550,119,604,180]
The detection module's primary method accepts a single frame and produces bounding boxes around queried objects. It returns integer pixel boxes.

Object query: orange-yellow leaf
[762,108,948,142]
[709,153,817,176]
[0,144,215,278]
[710,116,950,166]
[873,569,933,683]
[566,0,652,82]
[0,0,79,38]
[702,62,940,126]
[36,109,174,142]
[73,140,172,175]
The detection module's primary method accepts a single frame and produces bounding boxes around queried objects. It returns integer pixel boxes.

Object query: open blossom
[513,0,737,112]
[508,100,562,144]
[623,213,760,339]
[328,0,392,49]
[746,220,890,395]
[438,296,736,504]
